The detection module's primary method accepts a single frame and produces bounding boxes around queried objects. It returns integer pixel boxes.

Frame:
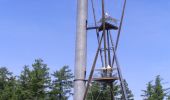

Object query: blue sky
[0,0,170,99]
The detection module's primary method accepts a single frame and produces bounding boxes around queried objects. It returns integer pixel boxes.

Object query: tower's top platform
[98,13,118,31]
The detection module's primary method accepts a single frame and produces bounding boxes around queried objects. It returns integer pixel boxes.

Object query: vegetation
[0,59,74,100]
[2,59,170,100]
[87,80,134,100]
[120,80,134,100]
[0,67,18,100]
[49,66,73,100]
[0,59,134,100]
[87,82,117,100]
[167,95,170,100]
[141,75,170,100]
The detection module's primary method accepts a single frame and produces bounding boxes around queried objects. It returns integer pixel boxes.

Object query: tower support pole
[74,0,88,100]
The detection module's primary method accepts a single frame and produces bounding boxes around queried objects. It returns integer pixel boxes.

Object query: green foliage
[18,66,33,99]
[120,80,134,100]
[0,61,74,100]
[142,75,169,100]
[141,81,154,100]
[29,59,51,99]
[87,82,115,100]
[49,66,74,100]
[0,67,19,100]
[167,95,170,100]
[87,80,133,100]
[0,59,136,100]
[152,75,164,100]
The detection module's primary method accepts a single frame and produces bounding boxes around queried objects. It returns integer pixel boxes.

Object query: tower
[82,0,128,100]
[74,0,127,99]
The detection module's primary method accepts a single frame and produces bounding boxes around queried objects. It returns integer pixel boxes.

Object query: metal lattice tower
[74,0,127,100]
[81,0,128,100]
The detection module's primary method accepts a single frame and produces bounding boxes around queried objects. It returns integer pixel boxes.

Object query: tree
[87,81,123,100]
[49,66,74,100]
[0,67,12,91]
[18,59,51,100]
[120,80,134,100]
[88,82,119,100]
[0,60,76,100]
[142,75,170,100]
[86,79,133,100]
[0,67,19,100]
[87,82,101,100]
[167,95,170,100]
[141,81,154,100]
[18,65,33,99]
[29,59,51,100]
[152,75,164,100]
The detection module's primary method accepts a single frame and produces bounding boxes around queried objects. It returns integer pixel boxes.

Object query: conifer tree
[120,80,134,100]
[152,75,164,100]
[141,81,154,100]
[142,75,170,100]
[50,66,73,100]
[0,67,19,100]
[30,59,51,100]
[87,81,126,100]
[18,66,33,99]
